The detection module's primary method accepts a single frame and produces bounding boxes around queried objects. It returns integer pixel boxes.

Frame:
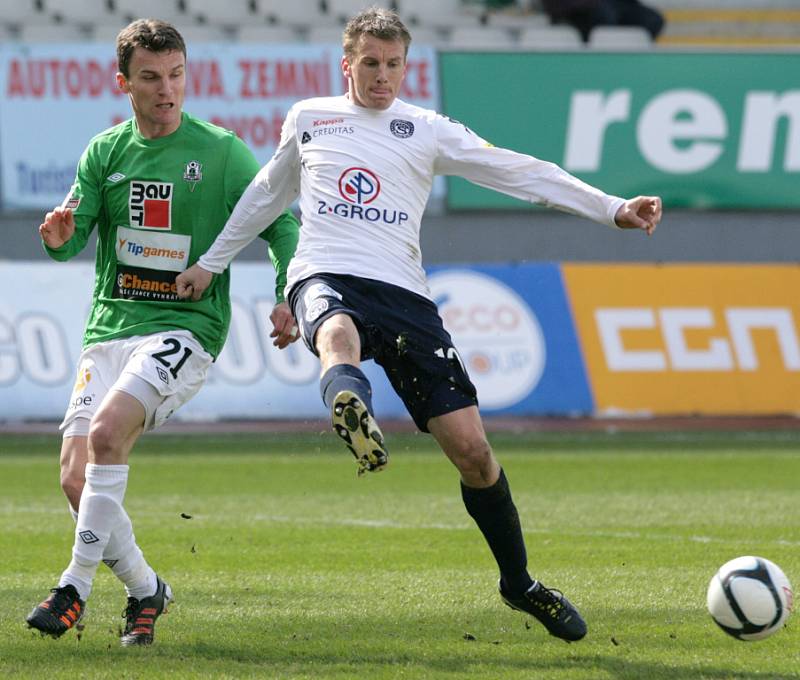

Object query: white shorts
[60,330,213,434]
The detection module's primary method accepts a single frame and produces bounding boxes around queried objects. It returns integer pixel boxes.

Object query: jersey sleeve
[432,115,624,228]
[223,133,300,304]
[199,105,302,274]
[42,143,102,261]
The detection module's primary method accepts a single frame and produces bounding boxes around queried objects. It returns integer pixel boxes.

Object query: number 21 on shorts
[152,338,193,380]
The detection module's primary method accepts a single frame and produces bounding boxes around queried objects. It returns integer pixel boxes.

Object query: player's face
[342,35,407,110]
[117,47,185,139]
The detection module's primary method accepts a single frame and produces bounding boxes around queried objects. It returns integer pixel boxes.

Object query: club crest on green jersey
[183,160,203,191]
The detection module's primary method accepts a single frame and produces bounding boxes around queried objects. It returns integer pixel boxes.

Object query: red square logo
[129,181,173,230]
[144,199,170,229]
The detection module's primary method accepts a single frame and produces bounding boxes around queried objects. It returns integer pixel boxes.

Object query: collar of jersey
[131,112,187,147]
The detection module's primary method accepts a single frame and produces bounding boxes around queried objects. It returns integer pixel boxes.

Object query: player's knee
[317,320,359,360]
[448,436,494,477]
[60,468,84,508]
[87,417,125,462]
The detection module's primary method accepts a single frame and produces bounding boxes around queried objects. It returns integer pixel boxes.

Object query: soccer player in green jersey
[26,19,300,646]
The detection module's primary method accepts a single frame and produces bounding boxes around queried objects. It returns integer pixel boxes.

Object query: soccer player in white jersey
[177,6,662,642]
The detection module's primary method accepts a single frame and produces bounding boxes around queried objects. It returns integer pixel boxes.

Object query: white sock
[59,464,129,601]
[104,512,158,600]
[68,503,157,600]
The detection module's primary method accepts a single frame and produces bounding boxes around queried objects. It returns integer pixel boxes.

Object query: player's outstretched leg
[26,585,85,638]
[456,461,584,640]
[120,575,172,646]
[331,389,389,475]
[500,580,587,642]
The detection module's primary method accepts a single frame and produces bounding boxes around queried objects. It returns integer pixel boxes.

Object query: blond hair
[343,6,412,58]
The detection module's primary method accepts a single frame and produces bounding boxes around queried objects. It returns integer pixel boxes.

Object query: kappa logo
[129,181,173,230]
[338,167,380,205]
[313,117,344,126]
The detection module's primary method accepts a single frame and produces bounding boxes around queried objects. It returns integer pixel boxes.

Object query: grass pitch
[1,430,799,679]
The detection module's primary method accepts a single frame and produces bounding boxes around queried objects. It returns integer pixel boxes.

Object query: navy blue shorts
[288,274,478,432]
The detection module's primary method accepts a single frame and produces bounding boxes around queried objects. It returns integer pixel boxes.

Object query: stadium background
[2,0,800,426]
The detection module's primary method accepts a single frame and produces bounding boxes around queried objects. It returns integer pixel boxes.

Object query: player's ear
[341,54,352,79]
[116,72,129,93]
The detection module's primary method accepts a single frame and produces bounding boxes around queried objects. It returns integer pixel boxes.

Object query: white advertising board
[0,261,412,423]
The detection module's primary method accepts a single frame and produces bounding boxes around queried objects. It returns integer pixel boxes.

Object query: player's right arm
[176,106,301,301]
[41,144,101,261]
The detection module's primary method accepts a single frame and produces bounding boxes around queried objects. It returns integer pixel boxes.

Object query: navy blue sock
[461,468,533,596]
[320,364,374,413]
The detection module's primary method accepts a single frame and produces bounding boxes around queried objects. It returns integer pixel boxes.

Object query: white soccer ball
[707,555,793,641]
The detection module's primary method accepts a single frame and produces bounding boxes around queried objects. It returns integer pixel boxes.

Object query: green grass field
[1,430,798,679]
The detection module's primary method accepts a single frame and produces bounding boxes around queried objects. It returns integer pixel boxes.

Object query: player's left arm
[432,114,660,231]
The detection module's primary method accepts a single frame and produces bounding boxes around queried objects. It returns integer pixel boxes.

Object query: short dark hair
[116,19,186,77]
[343,6,412,58]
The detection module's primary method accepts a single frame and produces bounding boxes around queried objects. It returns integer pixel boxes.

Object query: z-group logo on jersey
[338,167,380,204]
[317,167,408,226]
[129,181,173,230]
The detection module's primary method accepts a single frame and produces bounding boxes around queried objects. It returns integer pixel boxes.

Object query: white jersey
[199,95,625,299]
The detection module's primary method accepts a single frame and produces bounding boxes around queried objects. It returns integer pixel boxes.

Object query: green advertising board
[439,52,800,209]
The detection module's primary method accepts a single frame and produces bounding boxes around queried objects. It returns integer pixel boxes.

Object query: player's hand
[269,302,300,349]
[39,207,75,249]
[176,264,213,301]
[614,196,662,235]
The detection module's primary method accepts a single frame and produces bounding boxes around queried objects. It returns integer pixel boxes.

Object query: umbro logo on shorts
[79,530,100,544]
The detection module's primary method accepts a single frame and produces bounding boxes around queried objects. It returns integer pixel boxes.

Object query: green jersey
[44,112,299,358]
